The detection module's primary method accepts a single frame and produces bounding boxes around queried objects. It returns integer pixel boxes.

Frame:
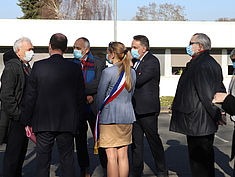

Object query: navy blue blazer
[21,54,86,134]
[132,51,161,116]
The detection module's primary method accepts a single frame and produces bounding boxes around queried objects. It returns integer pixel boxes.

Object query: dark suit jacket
[132,51,160,116]
[222,94,235,115]
[221,94,235,160]
[170,50,226,136]
[85,57,105,115]
[67,56,105,115]
[21,54,86,134]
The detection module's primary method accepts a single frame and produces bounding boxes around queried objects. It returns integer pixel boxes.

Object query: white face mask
[24,50,34,62]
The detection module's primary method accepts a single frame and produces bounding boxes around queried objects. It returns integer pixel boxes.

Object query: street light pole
[114,0,117,41]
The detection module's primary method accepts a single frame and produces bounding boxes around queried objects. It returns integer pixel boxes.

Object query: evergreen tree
[17,0,40,19]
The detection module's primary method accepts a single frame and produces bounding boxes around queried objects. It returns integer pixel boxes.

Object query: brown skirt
[99,124,133,148]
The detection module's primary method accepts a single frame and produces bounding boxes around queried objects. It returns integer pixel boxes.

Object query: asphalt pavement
[0,113,234,177]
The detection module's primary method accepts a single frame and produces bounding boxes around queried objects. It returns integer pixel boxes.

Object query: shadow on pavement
[0,137,234,177]
[165,139,191,177]
[214,146,233,177]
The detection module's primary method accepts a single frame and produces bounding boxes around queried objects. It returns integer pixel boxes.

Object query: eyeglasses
[73,46,80,49]
[189,42,200,45]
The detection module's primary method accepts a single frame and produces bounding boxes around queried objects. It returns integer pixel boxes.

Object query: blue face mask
[106,54,112,64]
[24,50,34,62]
[233,62,235,68]
[186,45,194,57]
[131,49,140,59]
[73,49,85,59]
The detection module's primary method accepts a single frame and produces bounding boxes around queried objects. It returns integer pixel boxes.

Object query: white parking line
[215,135,229,143]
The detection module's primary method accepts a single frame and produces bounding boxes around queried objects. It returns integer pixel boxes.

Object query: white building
[0,19,234,96]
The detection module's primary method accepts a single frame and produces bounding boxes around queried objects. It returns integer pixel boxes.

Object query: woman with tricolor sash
[96,42,136,177]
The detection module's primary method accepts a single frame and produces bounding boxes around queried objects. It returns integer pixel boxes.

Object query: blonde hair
[107,42,132,91]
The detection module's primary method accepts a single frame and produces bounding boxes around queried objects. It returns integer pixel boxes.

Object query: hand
[217,113,227,126]
[87,96,94,104]
[212,92,228,103]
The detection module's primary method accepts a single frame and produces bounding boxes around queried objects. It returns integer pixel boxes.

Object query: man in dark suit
[0,37,34,177]
[131,35,168,177]
[21,33,86,177]
[71,37,107,177]
[170,33,226,177]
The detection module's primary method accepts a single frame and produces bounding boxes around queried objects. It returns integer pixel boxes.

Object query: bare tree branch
[133,2,187,21]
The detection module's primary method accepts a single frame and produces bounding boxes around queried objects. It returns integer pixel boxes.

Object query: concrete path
[0,113,234,177]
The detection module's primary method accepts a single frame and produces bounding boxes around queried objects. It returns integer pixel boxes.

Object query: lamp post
[114,0,117,41]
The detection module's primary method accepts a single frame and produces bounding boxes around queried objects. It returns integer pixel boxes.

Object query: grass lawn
[160,96,174,107]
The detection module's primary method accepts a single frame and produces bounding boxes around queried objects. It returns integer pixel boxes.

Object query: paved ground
[0,113,234,177]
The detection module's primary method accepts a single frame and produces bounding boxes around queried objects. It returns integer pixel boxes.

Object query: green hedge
[160,96,174,107]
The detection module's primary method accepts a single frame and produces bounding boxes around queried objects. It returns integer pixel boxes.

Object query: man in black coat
[213,49,235,177]
[213,90,235,177]
[70,37,107,177]
[170,33,226,177]
[0,37,34,177]
[21,33,86,177]
[131,35,168,177]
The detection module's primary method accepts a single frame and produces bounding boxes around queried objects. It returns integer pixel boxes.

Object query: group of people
[0,31,235,177]
[0,33,168,177]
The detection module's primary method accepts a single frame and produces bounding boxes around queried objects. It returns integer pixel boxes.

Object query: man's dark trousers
[3,120,29,177]
[132,113,167,177]
[75,111,107,169]
[187,134,215,177]
[36,132,75,177]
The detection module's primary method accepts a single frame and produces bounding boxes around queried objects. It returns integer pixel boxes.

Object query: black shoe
[103,167,107,177]
[157,171,169,177]
[80,167,90,177]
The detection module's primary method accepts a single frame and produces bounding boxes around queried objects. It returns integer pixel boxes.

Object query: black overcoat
[0,50,25,144]
[222,94,235,160]
[170,50,226,136]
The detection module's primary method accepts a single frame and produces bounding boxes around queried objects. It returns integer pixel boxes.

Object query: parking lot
[0,113,234,177]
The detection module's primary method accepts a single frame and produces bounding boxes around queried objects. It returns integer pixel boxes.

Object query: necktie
[134,60,140,70]
[23,64,31,76]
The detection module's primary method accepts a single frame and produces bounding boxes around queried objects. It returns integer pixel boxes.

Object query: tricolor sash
[94,70,126,154]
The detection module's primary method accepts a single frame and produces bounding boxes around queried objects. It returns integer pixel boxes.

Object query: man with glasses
[71,37,107,177]
[170,33,226,177]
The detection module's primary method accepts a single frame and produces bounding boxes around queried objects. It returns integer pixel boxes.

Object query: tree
[39,0,63,19]
[39,0,112,20]
[17,0,112,20]
[17,0,40,19]
[134,4,150,21]
[216,17,235,22]
[133,2,187,21]
[157,3,186,21]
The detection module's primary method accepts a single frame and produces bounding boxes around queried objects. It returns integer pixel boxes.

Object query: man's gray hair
[193,33,211,50]
[230,49,235,59]
[78,37,90,49]
[13,37,32,53]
